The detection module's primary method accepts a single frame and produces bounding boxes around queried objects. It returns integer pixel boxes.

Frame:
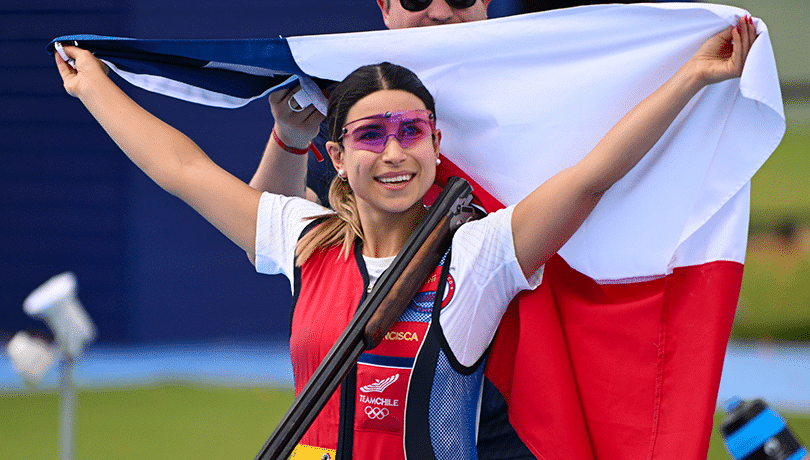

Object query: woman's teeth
[377,174,413,184]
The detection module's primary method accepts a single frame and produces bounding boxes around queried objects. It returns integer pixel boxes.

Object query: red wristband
[272,128,324,162]
[272,128,309,155]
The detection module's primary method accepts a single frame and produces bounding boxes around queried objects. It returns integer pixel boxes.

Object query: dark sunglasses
[400,0,477,12]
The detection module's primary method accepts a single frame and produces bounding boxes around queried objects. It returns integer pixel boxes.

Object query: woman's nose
[380,137,407,163]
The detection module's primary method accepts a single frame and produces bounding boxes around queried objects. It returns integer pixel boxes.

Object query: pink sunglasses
[339,109,436,153]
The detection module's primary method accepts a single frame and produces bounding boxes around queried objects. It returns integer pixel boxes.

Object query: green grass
[736,247,810,340]
[0,384,293,459]
[750,125,810,230]
[734,123,810,340]
[1,384,807,459]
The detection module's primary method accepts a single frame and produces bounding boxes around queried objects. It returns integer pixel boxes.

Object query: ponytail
[295,176,363,265]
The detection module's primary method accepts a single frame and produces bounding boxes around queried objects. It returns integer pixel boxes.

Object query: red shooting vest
[290,238,459,459]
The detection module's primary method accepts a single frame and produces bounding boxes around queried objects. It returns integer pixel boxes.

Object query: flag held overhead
[48,4,784,459]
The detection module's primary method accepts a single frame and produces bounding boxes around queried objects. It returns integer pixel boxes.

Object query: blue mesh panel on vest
[428,349,485,459]
[401,250,449,322]
[399,281,438,323]
[411,291,437,313]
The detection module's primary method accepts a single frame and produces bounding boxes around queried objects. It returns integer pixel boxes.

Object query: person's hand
[54,45,109,98]
[268,84,325,149]
[689,16,758,86]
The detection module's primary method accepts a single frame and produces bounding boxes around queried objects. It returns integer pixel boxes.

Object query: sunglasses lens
[400,0,476,12]
[347,125,388,152]
[400,0,432,12]
[397,119,431,145]
[447,0,477,8]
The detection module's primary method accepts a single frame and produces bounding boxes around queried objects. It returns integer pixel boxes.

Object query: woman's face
[328,89,441,221]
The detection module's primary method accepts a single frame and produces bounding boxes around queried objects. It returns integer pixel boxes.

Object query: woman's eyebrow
[352,121,385,131]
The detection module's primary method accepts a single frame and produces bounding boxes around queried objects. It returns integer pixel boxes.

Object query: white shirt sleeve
[254,192,332,293]
[439,204,544,367]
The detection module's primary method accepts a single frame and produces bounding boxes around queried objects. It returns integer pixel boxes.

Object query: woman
[54,16,756,459]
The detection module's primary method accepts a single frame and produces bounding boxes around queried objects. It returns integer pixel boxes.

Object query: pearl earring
[337,169,347,181]
[435,158,441,166]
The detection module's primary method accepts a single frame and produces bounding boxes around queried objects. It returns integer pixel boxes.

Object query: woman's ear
[326,140,344,171]
[433,129,442,154]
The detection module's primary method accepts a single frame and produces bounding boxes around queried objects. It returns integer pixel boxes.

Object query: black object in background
[720,397,808,460]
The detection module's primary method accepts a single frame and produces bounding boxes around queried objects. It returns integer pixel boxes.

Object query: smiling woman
[325,91,440,257]
[53,18,757,458]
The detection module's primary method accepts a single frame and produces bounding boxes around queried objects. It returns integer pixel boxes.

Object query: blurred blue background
[0,0,538,345]
[5,0,686,345]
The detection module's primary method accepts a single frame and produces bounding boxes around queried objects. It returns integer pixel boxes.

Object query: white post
[19,272,96,460]
[58,355,76,460]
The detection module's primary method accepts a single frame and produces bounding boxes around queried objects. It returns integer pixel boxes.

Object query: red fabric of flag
[437,155,744,460]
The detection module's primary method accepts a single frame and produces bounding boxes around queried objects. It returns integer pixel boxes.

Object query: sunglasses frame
[339,109,436,153]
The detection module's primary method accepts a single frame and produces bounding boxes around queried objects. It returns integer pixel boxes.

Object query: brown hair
[295,62,436,265]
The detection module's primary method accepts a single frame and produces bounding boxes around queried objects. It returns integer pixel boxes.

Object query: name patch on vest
[373,321,427,357]
[385,330,419,342]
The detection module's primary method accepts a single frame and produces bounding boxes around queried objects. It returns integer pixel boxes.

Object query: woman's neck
[359,204,426,258]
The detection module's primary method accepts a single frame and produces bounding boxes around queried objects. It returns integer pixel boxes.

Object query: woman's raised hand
[510,16,760,278]
[688,16,758,86]
[54,45,109,99]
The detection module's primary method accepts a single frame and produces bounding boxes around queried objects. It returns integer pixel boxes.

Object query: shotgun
[254,176,480,460]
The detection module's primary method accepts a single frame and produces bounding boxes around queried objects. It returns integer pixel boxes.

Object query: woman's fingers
[720,16,756,80]
[739,18,749,64]
[269,83,320,127]
[736,16,757,76]
[268,82,324,148]
[731,20,744,75]
[269,84,315,119]
[54,45,111,98]
[743,17,756,62]
[691,15,760,85]
[55,51,71,76]
[55,48,82,97]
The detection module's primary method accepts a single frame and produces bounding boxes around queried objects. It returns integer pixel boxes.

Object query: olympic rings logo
[364,406,390,420]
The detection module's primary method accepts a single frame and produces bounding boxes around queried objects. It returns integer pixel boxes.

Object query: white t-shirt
[255,193,543,367]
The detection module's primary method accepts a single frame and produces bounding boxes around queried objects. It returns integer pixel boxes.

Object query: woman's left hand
[689,16,758,86]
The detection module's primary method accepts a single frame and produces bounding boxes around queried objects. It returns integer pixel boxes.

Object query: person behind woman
[53,16,755,459]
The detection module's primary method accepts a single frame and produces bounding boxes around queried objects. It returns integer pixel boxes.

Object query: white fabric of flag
[286,3,784,283]
[50,3,784,285]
